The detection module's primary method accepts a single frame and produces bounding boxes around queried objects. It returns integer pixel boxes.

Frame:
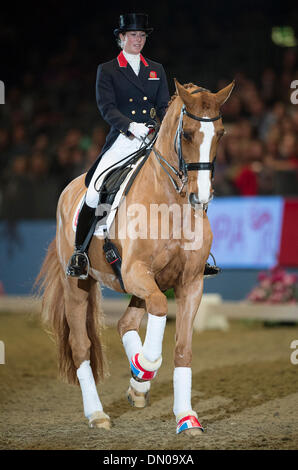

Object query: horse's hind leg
[118,296,150,407]
[64,276,111,429]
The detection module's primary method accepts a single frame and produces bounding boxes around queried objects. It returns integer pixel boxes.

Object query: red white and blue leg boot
[130,352,162,382]
[176,411,204,435]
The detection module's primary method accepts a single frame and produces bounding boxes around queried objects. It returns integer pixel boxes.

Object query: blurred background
[0,0,297,298]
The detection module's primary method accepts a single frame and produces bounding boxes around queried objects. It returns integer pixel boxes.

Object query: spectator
[0,13,297,218]
[1,155,33,219]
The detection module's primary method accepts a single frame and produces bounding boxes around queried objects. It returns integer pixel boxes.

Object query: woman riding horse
[37,77,234,433]
[66,12,219,279]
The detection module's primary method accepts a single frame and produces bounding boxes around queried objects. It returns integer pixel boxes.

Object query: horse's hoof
[181,427,204,437]
[88,411,111,429]
[126,385,150,408]
[176,411,204,435]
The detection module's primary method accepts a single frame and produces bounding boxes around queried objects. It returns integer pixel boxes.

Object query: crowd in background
[0,4,298,219]
[214,51,298,197]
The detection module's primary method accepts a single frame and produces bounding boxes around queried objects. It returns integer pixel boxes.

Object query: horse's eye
[183,131,192,141]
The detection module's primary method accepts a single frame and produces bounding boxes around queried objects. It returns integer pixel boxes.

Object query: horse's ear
[215,81,235,106]
[174,78,193,108]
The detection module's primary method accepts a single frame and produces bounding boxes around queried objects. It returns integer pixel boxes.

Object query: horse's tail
[35,238,108,385]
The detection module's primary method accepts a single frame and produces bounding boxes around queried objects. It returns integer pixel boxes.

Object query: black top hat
[114,13,153,37]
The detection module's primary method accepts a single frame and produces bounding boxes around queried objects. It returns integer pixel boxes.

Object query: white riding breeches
[86,133,145,208]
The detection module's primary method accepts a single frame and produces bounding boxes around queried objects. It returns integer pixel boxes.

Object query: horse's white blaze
[197,120,215,204]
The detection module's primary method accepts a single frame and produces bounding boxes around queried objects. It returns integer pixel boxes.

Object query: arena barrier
[1,294,297,332]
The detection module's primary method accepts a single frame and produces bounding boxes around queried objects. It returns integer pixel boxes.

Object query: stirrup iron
[66,250,90,280]
[204,252,221,278]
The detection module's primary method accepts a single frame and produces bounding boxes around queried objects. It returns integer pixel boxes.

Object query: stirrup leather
[66,250,90,280]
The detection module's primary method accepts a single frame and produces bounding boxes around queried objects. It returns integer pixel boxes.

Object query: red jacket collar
[140,54,149,67]
[117,51,149,67]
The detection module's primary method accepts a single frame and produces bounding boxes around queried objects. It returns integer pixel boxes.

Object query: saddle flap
[102,166,133,205]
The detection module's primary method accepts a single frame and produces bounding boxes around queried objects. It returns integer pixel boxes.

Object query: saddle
[100,166,132,206]
[98,139,153,207]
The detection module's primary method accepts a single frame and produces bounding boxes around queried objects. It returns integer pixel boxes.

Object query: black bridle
[153,87,222,195]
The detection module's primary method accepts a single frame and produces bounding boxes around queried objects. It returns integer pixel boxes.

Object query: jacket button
[142,109,147,114]
[129,98,133,102]
[131,110,136,115]
[143,96,148,100]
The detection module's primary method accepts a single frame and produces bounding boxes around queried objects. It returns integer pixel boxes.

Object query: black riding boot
[66,202,96,279]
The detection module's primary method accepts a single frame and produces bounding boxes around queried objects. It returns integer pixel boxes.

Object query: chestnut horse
[36,79,234,435]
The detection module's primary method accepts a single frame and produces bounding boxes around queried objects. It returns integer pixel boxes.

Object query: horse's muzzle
[189,193,211,210]
[189,193,200,206]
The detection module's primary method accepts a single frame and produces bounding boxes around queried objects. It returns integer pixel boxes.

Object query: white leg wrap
[77,360,103,419]
[142,313,167,363]
[130,377,151,393]
[173,367,192,418]
[122,330,142,362]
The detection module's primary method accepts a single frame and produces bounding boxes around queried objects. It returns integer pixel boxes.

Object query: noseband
[153,87,221,195]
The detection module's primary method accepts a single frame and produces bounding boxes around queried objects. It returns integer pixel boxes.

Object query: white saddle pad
[72,156,146,237]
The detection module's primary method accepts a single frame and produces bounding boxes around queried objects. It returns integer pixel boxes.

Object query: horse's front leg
[117,295,150,407]
[173,276,205,435]
[122,260,168,387]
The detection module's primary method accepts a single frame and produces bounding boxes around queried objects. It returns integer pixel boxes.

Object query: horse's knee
[174,343,192,367]
[146,291,167,316]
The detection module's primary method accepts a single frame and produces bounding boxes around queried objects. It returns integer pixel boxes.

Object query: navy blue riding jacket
[85,51,170,187]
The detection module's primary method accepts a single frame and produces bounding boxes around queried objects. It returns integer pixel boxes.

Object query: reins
[94,87,221,200]
[93,125,159,193]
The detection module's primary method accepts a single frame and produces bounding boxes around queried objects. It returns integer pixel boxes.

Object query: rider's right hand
[128,122,150,140]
